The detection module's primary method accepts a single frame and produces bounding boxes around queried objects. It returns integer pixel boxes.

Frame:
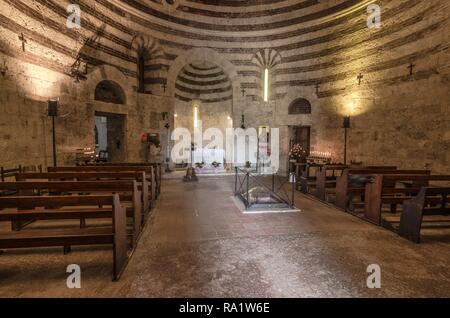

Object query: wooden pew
[315,165,351,201]
[0,194,129,281]
[364,174,450,225]
[83,163,162,198]
[315,165,396,202]
[299,163,324,194]
[0,181,143,244]
[335,169,430,212]
[17,172,150,214]
[1,166,22,182]
[399,187,450,243]
[49,166,158,203]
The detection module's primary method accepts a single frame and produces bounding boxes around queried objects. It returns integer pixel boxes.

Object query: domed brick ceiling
[1,0,443,103]
[175,62,232,103]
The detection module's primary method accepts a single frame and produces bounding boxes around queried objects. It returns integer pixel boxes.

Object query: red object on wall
[140,132,148,143]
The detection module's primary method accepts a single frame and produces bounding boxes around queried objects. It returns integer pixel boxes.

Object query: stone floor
[0,176,449,298]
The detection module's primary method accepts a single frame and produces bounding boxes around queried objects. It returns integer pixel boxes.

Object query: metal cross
[241,87,246,97]
[408,63,416,76]
[315,83,320,95]
[357,73,364,85]
[18,33,27,52]
[162,83,167,92]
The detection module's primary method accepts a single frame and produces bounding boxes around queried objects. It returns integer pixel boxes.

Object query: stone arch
[84,64,135,105]
[166,48,242,101]
[130,34,166,94]
[289,98,312,115]
[94,80,126,105]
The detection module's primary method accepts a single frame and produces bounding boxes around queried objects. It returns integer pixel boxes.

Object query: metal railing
[234,167,296,210]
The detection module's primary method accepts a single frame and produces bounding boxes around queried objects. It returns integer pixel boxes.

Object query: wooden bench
[399,187,450,243]
[364,174,450,226]
[0,181,143,244]
[314,166,396,202]
[0,194,129,281]
[1,166,22,182]
[335,169,430,212]
[299,163,324,194]
[82,163,162,198]
[16,172,151,213]
[315,165,351,201]
[49,165,159,202]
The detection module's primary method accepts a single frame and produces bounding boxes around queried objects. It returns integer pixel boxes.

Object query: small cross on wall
[162,83,167,93]
[241,87,246,97]
[18,33,27,52]
[408,62,416,76]
[315,83,320,95]
[357,73,364,85]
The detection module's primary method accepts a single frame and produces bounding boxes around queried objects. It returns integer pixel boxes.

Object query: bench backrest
[48,166,157,199]
[399,187,450,243]
[16,172,149,212]
[315,166,397,200]
[0,194,116,210]
[0,194,128,279]
[334,168,419,209]
[364,175,450,225]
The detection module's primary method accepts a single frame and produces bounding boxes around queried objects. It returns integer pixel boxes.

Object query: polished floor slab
[0,176,449,297]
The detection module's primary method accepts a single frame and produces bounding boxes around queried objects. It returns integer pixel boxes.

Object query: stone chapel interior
[0,0,449,298]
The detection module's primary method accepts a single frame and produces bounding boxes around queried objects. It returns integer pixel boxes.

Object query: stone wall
[0,0,448,173]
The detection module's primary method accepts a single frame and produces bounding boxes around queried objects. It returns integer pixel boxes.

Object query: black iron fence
[234,167,297,211]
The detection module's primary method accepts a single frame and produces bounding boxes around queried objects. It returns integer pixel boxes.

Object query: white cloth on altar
[193,148,225,164]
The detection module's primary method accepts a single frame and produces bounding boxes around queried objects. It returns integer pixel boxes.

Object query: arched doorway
[94,80,126,105]
[94,80,127,163]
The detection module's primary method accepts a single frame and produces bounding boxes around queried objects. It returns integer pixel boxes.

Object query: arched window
[251,48,282,102]
[94,80,126,104]
[289,98,312,115]
[137,48,149,94]
[131,35,166,95]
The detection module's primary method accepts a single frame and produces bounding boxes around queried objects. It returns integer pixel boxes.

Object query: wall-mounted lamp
[343,116,351,164]
[240,114,246,129]
[289,172,297,208]
[48,99,59,167]
[0,61,8,77]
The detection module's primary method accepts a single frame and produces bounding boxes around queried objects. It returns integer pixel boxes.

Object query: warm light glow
[264,68,269,102]
[336,92,373,116]
[174,113,178,118]
[194,106,198,128]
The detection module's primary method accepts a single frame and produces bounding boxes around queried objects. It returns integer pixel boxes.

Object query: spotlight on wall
[174,113,178,118]
[343,116,351,164]
[48,99,59,167]
[0,60,8,77]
